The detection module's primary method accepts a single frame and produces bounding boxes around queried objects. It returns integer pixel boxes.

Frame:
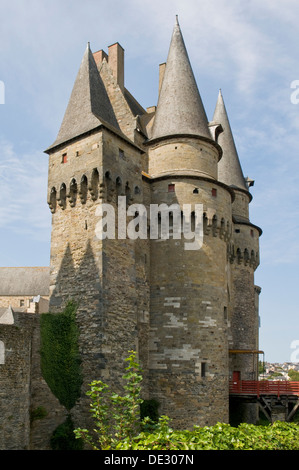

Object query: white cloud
[0,138,50,240]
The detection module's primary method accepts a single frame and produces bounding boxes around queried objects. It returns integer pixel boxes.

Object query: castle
[0,18,262,449]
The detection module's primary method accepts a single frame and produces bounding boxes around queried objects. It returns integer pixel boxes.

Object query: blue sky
[0,0,298,363]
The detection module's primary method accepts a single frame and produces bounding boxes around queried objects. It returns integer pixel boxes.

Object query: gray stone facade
[0,18,262,449]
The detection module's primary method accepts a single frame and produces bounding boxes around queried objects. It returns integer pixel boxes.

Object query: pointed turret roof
[213,90,248,191]
[46,43,119,151]
[150,17,211,141]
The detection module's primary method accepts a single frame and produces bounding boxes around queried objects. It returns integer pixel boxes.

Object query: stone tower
[212,90,262,423]
[44,17,261,432]
[45,41,150,428]
[145,18,233,428]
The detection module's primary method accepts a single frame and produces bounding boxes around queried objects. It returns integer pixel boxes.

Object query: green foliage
[74,351,299,451]
[30,406,48,422]
[116,420,299,450]
[51,415,84,450]
[74,350,143,450]
[40,301,82,410]
[288,369,299,381]
[258,360,265,374]
[140,399,160,423]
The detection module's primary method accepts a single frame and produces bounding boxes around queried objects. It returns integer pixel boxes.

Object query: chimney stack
[93,49,108,67]
[108,43,125,92]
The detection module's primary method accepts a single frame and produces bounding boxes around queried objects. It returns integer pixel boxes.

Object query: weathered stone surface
[0,18,262,448]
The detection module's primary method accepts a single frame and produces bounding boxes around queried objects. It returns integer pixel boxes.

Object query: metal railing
[229,380,299,398]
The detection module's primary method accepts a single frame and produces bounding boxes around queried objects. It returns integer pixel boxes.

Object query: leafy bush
[74,350,299,451]
[74,350,143,449]
[116,420,299,450]
[288,369,299,381]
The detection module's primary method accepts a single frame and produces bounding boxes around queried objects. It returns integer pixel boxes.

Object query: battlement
[0,19,263,450]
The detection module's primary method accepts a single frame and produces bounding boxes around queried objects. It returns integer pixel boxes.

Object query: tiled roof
[150,17,211,141]
[0,267,50,296]
[212,90,248,192]
[46,43,120,152]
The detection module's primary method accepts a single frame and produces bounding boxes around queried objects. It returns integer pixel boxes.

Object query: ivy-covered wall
[40,301,82,410]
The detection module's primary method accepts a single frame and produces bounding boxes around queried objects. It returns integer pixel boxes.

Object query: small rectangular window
[62,153,67,164]
[20,299,24,307]
[119,149,125,159]
[168,184,175,192]
[201,362,206,378]
[0,341,5,365]
[212,188,217,197]
[224,306,228,321]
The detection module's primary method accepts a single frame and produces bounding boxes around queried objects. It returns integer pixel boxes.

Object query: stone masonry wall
[148,174,233,428]
[0,311,68,450]
[0,313,34,449]
[47,127,150,432]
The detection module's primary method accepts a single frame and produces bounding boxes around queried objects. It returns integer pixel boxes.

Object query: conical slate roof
[151,17,211,141]
[47,43,119,151]
[213,90,248,191]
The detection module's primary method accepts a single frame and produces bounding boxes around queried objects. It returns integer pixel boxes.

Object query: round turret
[146,18,234,428]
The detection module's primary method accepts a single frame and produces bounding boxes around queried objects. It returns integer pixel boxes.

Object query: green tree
[258,360,265,374]
[74,350,144,449]
[288,369,299,381]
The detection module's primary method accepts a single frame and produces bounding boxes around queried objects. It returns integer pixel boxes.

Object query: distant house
[0,267,50,318]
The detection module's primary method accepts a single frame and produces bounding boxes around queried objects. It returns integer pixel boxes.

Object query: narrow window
[168,184,175,192]
[62,153,68,164]
[20,299,24,307]
[90,168,99,200]
[211,188,217,197]
[80,175,88,204]
[0,341,5,365]
[119,149,125,159]
[201,362,206,378]
[224,306,228,321]
[250,229,254,237]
